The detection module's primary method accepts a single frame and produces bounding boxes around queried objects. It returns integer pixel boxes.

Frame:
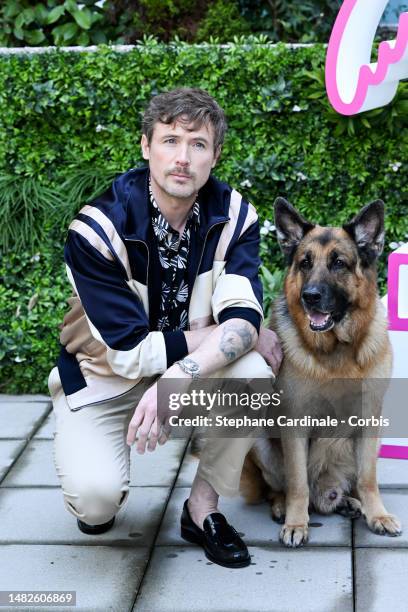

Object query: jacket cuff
[163,330,189,368]
[218,307,262,334]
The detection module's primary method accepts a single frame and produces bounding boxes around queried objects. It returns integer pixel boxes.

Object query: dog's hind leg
[335,496,362,519]
[240,451,265,505]
[267,491,286,524]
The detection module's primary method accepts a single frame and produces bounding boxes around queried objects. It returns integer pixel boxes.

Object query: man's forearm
[165,318,258,380]
[183,324,217,353]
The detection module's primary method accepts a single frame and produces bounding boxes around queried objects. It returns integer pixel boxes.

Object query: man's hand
[254,326,283,375]
[126,365,192,454]
[126,382,160,454]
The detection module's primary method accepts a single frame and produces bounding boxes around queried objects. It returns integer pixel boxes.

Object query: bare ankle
[188,476,219,528]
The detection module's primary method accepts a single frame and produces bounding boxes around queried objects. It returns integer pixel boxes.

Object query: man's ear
[212,145,221,168]
[343,200,385,265]
[274,197,314,263]
[141,134,150,161]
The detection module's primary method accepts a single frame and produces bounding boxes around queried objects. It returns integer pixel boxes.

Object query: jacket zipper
[124,238,150,288]
[188,220,228,330]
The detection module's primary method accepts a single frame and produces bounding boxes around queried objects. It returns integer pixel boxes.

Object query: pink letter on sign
[388,251,408,332]
[325,0,408,115]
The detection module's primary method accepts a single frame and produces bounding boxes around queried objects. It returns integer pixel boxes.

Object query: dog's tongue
[309,312,330,325]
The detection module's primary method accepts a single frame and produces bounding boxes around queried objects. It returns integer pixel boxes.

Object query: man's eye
[299,258,312,270]
[194,142,205,149]
[164,138,176,144]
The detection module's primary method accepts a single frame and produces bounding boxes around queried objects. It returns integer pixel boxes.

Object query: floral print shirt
[149,182,200,332]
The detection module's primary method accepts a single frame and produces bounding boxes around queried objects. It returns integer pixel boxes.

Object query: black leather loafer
[180,499,250,568]
[77,516,115,535]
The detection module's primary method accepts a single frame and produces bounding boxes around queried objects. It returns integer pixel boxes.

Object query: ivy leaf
[64,0,78,14]
[24,29,46,45]
[91,29,108,44]
[13,27,25,41]
[4,3,21,18]
[72,8,92,30]
[46,6,66,25]
[21,8,35,26]
[77,31,90,46]
[15,13,27,30]
[52,22,79,44]
[34,5,49,25]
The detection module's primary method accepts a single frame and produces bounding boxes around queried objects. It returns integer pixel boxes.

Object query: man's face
[141,118,220,201]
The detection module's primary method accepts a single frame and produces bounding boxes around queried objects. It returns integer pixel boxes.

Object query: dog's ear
[274,197,314,263]
[343,200,385,265]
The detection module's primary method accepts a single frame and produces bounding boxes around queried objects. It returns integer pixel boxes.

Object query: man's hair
[142,87,227,151]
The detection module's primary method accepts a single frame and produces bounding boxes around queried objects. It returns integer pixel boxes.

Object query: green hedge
[0,41,407,393]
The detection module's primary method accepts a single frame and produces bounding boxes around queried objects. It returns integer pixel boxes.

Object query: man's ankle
[188,475,219,528]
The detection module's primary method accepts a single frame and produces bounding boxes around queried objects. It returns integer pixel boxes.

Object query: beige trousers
[51,350,273,525]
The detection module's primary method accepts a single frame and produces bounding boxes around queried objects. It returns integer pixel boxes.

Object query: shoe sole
[180,526,251,569]
[77,517,115,535]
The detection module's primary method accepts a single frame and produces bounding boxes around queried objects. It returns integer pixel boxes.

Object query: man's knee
[62,475,129,525]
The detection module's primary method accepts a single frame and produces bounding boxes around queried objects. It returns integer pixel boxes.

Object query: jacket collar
[122,166,229,242]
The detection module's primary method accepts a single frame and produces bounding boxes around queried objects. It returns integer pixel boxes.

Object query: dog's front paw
[366,513,402,537]
[279,523,308,548]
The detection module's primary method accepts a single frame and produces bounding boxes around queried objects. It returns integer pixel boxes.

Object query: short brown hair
[142,88,227,151]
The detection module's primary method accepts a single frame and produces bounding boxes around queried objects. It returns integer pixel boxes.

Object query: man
[48,87,282,568]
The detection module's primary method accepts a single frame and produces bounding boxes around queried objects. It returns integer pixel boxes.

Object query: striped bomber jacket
[48,167,264,410]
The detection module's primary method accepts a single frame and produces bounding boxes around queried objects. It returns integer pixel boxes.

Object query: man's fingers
[136,427,149,454]
[135,409,157,454]
[147,417,160,452]
[126,408,145,446]
[158,418,172,445]
[158,432,168,445]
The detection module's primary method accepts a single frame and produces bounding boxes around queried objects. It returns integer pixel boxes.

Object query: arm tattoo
[219,322,255,362]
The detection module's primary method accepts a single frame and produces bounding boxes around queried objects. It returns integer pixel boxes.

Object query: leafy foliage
[238,0,342,42]
[0,42,406,392]
[0,0,109,47]
[0,0,402,46]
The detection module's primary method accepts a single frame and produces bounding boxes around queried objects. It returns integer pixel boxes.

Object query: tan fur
[240,221,401,546]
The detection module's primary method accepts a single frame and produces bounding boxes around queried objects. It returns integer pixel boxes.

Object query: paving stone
[134,546,353,612]
[355,549,408,612]
[1,440,58,487]
[377,457,408,489]
[0,394,50,402]
[0,440,25,481]
[0,487,170,547]
[0,544,148,612]
[354,490,408,548]
[0,402,51,439]
[130,438,188,486]
[157,487,351,547]
[33,414,56,439]
[2,439,188,488]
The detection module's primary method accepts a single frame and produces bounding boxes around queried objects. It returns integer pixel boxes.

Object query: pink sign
[325,0,408,115]
[388,252,408,332]
[379,444,408,459]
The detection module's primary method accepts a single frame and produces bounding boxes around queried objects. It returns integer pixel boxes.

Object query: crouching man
[48,87,282,568]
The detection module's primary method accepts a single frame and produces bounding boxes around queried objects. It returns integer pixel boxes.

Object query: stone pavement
[0,395,407,612]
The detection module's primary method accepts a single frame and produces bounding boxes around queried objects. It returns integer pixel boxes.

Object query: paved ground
[0,395,407,612]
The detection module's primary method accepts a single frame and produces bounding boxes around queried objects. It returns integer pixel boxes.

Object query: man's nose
[175,144,190,166]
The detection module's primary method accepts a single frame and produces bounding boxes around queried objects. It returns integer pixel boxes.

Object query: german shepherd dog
[240,198,402,547]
